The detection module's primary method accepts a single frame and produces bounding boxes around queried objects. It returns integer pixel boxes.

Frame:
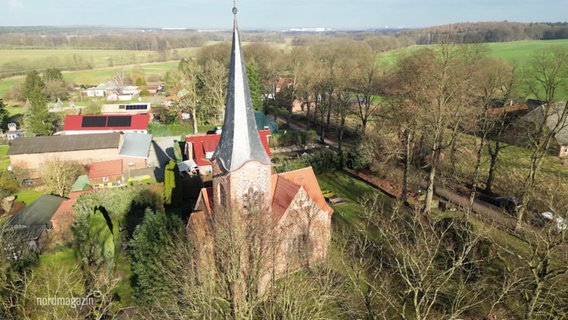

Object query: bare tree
[353,196,500,320]
[515,47,568,230]
[41,159,84,197]
[466,57,515,215]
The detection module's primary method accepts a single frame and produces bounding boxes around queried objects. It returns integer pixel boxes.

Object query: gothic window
[219,184,227,208]
[289,233,312,265]
[243,186,261,212]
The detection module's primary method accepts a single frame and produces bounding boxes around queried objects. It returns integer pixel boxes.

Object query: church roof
[271,167,333,220]
[211,10,270,172]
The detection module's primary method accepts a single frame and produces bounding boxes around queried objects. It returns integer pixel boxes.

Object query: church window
[219,184,227,208]
[243,186,261,212]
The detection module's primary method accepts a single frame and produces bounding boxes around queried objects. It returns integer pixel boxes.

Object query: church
[187,6,333,289]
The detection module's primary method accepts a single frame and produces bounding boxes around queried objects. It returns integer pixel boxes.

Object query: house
[6,195,66,255]
[101,103,152,115]
[5,123,23,140]
[62,114,150,135]
[119,132,153,168]
[83,83,140,101]
[7,132,152,175]
[187,8,332,293]
[51,190,92,233]
[84,84,107,97]
[518,101,568,158]
[88,159,124,187]
[184,130,271,174]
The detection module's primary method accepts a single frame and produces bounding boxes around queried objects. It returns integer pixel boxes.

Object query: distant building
[101,103,152,115]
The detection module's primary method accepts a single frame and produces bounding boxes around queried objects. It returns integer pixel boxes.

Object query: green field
[0,48,197,76]
[0,60,180,98]
[378,39,568,65]
[487,39,568,64]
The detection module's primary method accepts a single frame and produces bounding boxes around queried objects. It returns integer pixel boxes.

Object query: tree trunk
[305,97,311,130]
[401,129,413,203]
[192,108,198,134]
[485,140,500,193]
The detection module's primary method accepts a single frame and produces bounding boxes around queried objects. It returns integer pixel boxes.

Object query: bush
[270,130,317,147]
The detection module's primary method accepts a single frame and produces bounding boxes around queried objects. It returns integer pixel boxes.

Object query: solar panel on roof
[107,116,132,127]
[82,116,107,128]
[125,104,148,110]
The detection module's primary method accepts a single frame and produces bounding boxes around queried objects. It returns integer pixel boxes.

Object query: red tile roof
[186,130,271,167]
[88,159,123,179]
[271,167,333,219]
[51,190,94,232]
[63,114,150,131]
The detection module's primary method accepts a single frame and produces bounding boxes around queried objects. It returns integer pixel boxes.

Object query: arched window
[243,187,261,212]
[219,184,227,208]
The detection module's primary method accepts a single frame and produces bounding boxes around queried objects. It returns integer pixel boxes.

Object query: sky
[2,0,567,30]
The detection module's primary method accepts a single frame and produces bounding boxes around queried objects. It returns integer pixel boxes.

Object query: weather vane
[232,0,238,15]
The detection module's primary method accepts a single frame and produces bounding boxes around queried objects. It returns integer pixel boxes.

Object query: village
[1,3,568,319]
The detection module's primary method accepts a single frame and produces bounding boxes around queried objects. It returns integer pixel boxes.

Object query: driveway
[148,136,181,181]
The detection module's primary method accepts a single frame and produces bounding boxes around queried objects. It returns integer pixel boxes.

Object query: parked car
[531,211,567,234]
[494,196,522,215]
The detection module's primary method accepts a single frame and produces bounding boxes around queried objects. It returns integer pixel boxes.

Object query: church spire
[211,5,270,172]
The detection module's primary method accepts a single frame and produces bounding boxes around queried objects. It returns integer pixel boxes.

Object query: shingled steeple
[211,6,270,173]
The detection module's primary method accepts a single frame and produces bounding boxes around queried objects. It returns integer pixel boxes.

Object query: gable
[88,159,123,179]
[273,167,333,217]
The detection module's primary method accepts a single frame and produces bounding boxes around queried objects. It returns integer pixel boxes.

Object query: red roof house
[185,130,271,173]
[88,159,124,186]
[62,114,150,135]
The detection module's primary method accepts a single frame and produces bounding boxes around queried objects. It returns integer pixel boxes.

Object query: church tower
[210,6,272,213]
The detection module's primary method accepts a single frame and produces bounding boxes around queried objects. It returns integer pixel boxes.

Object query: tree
[355,198,502,319]
[129,210,184,305]
[0,99,8,131]
[173,58,201,133]
[349,44,383,138]
[40,159,84,197]
[246,61,263,112]
[390,45,485,213]
[466,57,515,215]
[515,47,568,230]
[23,70,57,136]
[200,59,227,123]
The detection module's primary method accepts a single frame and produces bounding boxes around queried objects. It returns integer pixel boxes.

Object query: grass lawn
[378,39,568,67]
[318,170,393,224]
[0,145,10,170]
[487,39,568,65]
[15,189,43,205]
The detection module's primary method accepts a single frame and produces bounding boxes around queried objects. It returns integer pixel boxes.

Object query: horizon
[2,0,567,30]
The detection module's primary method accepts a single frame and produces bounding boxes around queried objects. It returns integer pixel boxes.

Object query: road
[278,115,525,235]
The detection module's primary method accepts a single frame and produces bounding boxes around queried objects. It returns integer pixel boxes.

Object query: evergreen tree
[129,211,184,305]
[0,99,8,130]
[23,70,56,135]
[247,61,263,112]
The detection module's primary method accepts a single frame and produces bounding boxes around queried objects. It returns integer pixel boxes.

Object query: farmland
[378,38,568,65]
[2,39,568,100]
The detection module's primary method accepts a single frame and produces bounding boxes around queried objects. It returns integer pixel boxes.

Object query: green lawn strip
[15,189,44,205]
[0,145,10,170]
[318,170,394,225]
